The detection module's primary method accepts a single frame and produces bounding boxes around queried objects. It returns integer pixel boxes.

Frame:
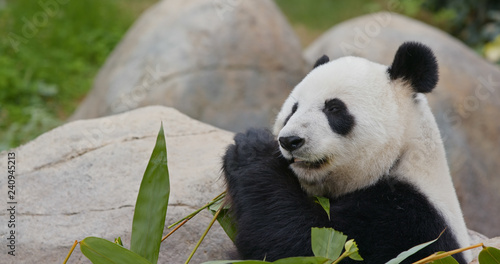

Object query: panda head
[273,42,439,196]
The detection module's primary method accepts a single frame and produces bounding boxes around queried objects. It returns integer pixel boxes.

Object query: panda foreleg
[222,128,331,261]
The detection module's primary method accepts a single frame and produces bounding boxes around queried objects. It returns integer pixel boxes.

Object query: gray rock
[70,0,307,132]
[304,12,500,237]
[469,229,489,246]
[0,106,235,264]
[468,230,489,259]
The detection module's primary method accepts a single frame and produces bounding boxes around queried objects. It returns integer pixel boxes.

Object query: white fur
[273,56,472,261]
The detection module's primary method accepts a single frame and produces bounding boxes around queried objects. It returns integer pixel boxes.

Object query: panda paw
[223,128,280,173]
[233,128,277,154]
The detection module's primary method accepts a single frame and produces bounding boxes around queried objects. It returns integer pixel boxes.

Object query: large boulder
[70,0,307,132]
[0,106,235,264]
[304,12,500,237]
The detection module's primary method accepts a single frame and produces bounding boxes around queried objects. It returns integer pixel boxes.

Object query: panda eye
[327,105,340,113]
[324,99,345,113]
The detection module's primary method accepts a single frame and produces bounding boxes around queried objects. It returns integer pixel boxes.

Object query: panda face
[273,56,411,195]
[274,43,439,196]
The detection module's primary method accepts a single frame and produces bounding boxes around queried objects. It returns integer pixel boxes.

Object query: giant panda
[222,42,472,264]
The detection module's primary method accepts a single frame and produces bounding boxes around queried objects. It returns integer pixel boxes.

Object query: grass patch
[274,0,381,46]
[0,0,157,151]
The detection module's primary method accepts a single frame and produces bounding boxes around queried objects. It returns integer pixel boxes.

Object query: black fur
[388,42,438,93]
[313,55,330,69]
[223,129,465,264]
[283,102,298,127]
[323,98,355,136]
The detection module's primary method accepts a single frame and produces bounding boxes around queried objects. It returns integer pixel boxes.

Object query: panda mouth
[292,157,329,169]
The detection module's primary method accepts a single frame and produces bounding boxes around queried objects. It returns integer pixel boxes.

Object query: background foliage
[0,0,499,151]
[0,0,155,150]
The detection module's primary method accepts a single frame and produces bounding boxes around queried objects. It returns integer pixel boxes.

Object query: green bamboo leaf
[113,237,123,246]
[430,255,459,264]
[314,197,331,220]
[130,124,170,264]
[479,247,500,264]
[80,237,151,264]
[208,198,237,242]
[385,232,443,264]
[311,227,347,260]
[344,239,363,261]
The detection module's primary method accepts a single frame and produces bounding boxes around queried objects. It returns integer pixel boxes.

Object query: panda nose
[279,136,305,152]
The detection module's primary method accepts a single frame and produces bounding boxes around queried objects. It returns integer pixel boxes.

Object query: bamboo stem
[168,191,226,229]
[162,218,189,242]
[184,204,223,264]
[62,240,78,264]
[413,243,484,264]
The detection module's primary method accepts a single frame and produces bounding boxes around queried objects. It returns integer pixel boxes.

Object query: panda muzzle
[291,157,329,169]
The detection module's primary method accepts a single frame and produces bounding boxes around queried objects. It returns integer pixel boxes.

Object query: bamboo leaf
[314,196,331,220]
[430,255,459,264]
[114,237,123,246]
[344,239,363,261]
[80,237,151,264]
[208,198,237,242]
[385,232,443,264]
[311,227,347,260]
[479,247,500,264]
[130,124,170,264]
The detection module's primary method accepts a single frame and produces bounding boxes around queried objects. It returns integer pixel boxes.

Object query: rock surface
[304,12,500,237]
[70,0,307,133]
[0,106,235,264]
[468,230,489,259]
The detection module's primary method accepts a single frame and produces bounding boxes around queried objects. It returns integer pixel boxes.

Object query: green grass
[272,0,464,47]
[275,0,380,31]
[274,0,382,46]
[0,0,157,151]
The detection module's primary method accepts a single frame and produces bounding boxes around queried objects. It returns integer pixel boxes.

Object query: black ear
[313,55,330,69]
[387,42,438,93]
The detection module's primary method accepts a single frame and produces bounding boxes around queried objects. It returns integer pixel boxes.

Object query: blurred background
[1,0,499,151]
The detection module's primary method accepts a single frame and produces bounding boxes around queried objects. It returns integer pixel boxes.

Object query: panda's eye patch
[291,102,298,113]
[283,102,298,126]
[324,99,346,113]
[323,98,355,136]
